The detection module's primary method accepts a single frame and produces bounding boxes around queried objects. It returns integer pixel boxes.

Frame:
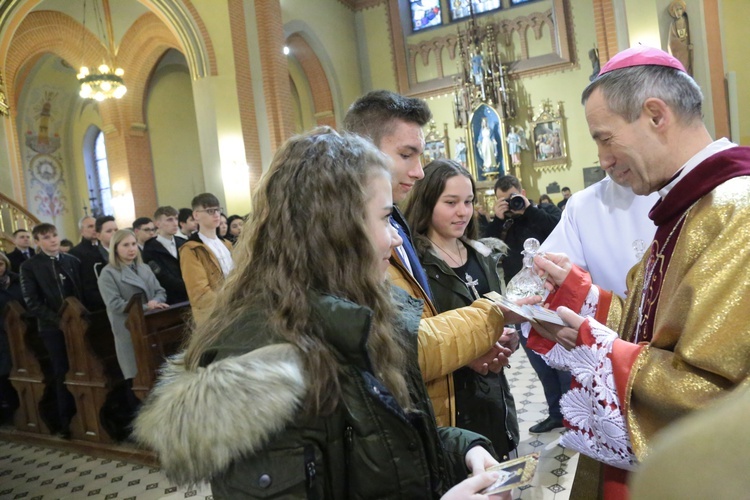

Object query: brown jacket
[179,235,233,325]
[388,251,504,427]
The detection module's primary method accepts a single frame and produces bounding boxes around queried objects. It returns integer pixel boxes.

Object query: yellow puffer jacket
[179,237,233,325]
[387,251,504,427]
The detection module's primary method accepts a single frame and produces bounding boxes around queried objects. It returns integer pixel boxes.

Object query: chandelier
[77,0,126,101]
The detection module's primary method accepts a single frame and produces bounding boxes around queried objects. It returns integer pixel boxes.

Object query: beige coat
[179,237,233,325]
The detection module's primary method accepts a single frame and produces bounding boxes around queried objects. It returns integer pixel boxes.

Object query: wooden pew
[5,300,51,434]
[125,295,191,401]
[59,297,121,443]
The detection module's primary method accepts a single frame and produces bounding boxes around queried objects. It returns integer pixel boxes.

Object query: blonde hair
[182,127,412,414]
[108,229,142,269]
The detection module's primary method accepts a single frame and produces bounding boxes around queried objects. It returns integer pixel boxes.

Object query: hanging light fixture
[77,0,126,101]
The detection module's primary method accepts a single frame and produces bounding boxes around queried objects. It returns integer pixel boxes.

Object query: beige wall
[722,0,750,145]
[69,101,103,233]
[357,3,399,92]
[281,0,363,117]
[146,64,204,211]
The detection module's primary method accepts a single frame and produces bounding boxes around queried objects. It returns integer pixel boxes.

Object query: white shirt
[540,176,659,298]
[658,138,736,199]
[156,235,178,259]
[197,233,234,276]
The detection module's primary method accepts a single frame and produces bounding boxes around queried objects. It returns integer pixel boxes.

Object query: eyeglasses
[141,227,156,233]
[195,207,224,216]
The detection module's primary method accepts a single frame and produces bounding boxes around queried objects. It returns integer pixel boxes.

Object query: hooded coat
[134,287,493,499]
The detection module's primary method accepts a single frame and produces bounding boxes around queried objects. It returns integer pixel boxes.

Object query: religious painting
[422,120,450,164]
[528,100,568,170]
[450,0,502,21]
[23,89,68,220]
[410,0,442,32]
[467,103,506,182]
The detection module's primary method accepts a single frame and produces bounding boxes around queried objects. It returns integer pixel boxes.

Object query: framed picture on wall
[528,100,568,170]
[422,120,450,164]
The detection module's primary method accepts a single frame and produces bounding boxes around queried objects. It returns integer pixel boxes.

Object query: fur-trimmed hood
[415,235,508,260]
[133,344,306,486]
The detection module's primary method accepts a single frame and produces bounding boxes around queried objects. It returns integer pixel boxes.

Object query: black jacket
[7,248,35,274]
[483,203,561,283]
[141,237,188,304]
[69,238,107,311]
[418,239,520,459]
[19,252,83,331]
[0,271,24,334]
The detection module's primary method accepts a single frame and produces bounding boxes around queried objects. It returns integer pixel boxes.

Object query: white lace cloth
[542,286,638,470]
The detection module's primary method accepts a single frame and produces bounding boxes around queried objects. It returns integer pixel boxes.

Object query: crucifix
[465,273,480,300]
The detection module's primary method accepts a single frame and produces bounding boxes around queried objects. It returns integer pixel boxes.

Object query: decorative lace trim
[580,285,599,318]
[540,317,637,470]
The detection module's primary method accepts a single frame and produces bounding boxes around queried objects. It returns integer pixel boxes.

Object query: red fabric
[594,288,612,324]
[610,339,644,410]
[603,465,630,500]
[527,265,592,354]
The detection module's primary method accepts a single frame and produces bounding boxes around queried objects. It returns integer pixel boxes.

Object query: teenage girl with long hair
[134,129,507,499]
[404,159,520,461]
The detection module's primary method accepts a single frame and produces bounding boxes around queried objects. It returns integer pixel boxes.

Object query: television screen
[411,0,442,31]
[450,0,502,21]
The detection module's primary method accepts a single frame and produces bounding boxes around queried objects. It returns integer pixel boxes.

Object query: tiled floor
[507,348,577,500]
[0,348,575,499]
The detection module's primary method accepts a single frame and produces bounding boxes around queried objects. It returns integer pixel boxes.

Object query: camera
[504,194,526,212]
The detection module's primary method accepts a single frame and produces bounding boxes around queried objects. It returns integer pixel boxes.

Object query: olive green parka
[134,287,494,499]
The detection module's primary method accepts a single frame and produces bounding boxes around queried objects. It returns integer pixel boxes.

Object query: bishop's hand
[533,306,584,350]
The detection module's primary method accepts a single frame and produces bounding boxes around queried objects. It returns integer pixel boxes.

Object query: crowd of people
[1,45,748,499]
[0,200,246,436]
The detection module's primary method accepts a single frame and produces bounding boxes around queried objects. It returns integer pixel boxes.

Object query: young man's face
[155,214,179,237]
[180,216,198,235]
[135,222,156,246]
[80,217,96,241]
[36,231,60,255]
[98,221,118,248]
[193,206,222,232]
[14,231,31,250]
[378,119,426,204]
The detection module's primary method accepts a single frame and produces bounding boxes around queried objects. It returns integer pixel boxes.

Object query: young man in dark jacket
[69,215,108,311]
[484,175,561,280]
[6,228,35,273]
[20,223,83,437]
[142,206,188,304]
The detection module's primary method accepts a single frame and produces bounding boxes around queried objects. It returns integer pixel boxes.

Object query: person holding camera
[484,175,561,281]
[483,175,566,434]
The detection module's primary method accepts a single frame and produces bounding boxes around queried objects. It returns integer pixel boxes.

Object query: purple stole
[635,146,750,343]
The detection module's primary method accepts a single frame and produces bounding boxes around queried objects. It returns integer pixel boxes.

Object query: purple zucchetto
[598,45,687,76]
